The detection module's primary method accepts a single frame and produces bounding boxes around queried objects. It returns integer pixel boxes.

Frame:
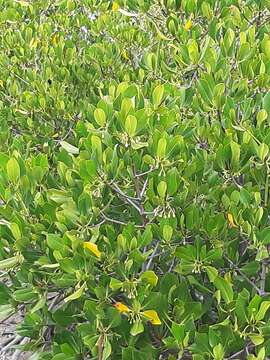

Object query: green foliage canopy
[0,0,270,359]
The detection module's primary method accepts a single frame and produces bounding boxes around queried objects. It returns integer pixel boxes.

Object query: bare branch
[143,242,159,271]
[140,178,148,199]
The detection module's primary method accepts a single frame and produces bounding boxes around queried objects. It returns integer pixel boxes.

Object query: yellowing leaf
[51,34,58,46]
[184,18,192,31]
[227,213,236,228]
[83,242,101,259]
[15,0,30,6]
[122,50,129,60]
[114,302,130,313]
[30,37,38,49]
[142,310,161,325]
[112,2,119,11]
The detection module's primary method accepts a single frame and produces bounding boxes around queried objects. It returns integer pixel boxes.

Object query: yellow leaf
[114,302,130,313]
[184,18,192,31]
[15,0,30,6]
[122,50,129,60]
[227,213,236,228]
[30,37,38,49]
[225,129,233,136]
[112,1,119,11]
[142,310,161,325]
[51,34,58,46]
[83,242,101,259]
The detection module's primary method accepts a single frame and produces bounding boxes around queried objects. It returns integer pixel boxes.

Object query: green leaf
[263,92,270,118]
[230,141,240,171]
[171,322,185,342]
[205,266,218,282]
[167,167,179,195]
[64,282,86,303]
[109,278,123,290]
[249,334,264,345]
[152,84,164,107]
[257,143,269,161]
[10,222,21,240]
[125,115,137,137]
[94,108,106,127]
[60,141,79,154]
[130,321,144,336]
[0,255,23,270]
[102,340,112,360]
[157,138,167,159]
[47,233,65,252]
[91,135,103,163]
[31,296,46,314]
[6,158,20,182]
[13,288,38,302]
[257,109,268,126]
[157,181,167,198]
[140,271,158,286]
[213,343,224,360]
[255,301,270,321]
[213,276,233,304]
[163,225,173,242]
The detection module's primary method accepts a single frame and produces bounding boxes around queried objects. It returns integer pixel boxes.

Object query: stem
[225,255,264,296]
[155,40,161,76]
[265,164,269,207]
[132,164,147,224]
[260,260,267,294]
[143,242,159,272]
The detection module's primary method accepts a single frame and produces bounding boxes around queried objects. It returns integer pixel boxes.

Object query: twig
[108,182,143,214]
[100,211,128,226]
[225,348,245,360]
[109,182,139,201]
[225,255,264,296]
[260,260,267,294]
[168,258,176,273]
[135,166,155,177]
[143,243,159,271]
[140,178,148,199]
[225,342,253,359]
[48,293,64,311]
[100,211,145,228]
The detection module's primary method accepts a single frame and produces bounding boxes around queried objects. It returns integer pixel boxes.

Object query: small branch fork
[225,255,268,296]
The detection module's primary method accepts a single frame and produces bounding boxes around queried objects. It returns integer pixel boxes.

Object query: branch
[225,342,253,360]
[100,211,128,226]
[260,260,267,294]
[142,242,159,271]
[135,166,156,178]
[140,178,148,199]
[108,182,143,214]
[225,255,265,296]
